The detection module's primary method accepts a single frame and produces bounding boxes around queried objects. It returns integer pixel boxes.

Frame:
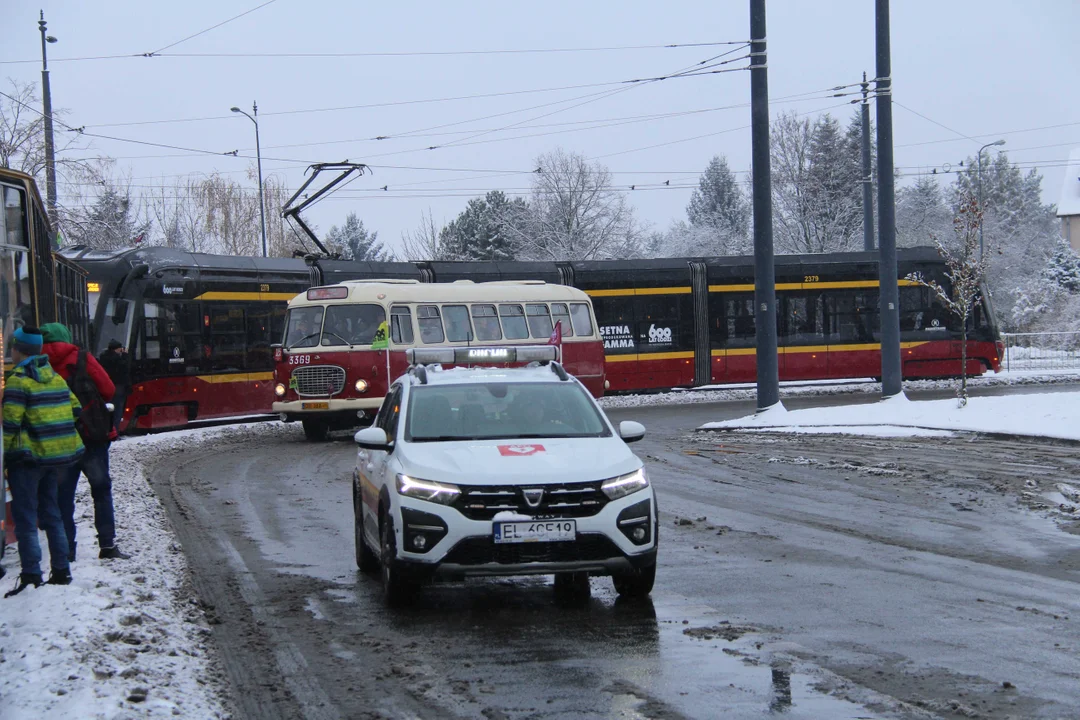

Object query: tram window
[725,295,756,348]
[284,306,323,348]
[782,293,824,343]
[525,303,553,338]
[246,306,273,369]
[390,306,414,344]
[322,304,386,346]
[569,302,594,337]
[550,303,574,337]
[417,304,445,344]
[499,304,529,340]
[827,291,879,343]
[143,304,161,360]
[443,304,474,342]
[270,305,287,342]
[900,287,933,332]
[470,304,502,341]
[210,305,247,372]
[707,294,726,349]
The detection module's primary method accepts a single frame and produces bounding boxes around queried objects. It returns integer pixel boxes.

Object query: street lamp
[231,103,267,258]
[977,139,1005,260]
[39,11,59,224]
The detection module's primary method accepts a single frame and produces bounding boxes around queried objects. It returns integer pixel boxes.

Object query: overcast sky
[4,0,1077,255]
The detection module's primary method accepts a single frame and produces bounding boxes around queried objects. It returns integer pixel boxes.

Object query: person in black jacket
[98,341,131,434]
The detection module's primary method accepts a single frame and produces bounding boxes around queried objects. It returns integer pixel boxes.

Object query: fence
[1002,331,1080,372]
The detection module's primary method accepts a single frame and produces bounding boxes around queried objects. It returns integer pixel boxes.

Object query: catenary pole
[38,11,58,225]
[861,71,874,252]
[749,0,780,410]
[875,0,902,397]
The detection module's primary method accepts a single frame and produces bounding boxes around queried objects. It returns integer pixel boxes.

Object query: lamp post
[39,11,59,225]
[977,139,1005,260]
[231,102,267,258]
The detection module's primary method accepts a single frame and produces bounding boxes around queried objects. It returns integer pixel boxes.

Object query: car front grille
[292,365,346,397]
[441,534,621,566]
[452,480,609,521]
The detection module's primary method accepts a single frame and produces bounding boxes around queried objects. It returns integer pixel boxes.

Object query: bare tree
[905,194,990,405]
[400,209,445,260]
[512,149,643,260]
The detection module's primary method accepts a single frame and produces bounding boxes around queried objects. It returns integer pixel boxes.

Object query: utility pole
[861,71,874,252]
[875,0,902,397]
[749,0,780,411]
[38,11,58,225]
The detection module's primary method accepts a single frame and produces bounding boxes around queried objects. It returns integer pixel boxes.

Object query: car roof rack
[549,361,569,381]
[409,364,429,384]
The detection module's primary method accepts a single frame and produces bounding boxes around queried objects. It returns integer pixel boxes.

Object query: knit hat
[108,340,123,350]
[40,322,72,344]
[13,326,44,356]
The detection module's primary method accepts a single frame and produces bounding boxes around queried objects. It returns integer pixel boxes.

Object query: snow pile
[700,390,1080,441]
[0,438,232,719]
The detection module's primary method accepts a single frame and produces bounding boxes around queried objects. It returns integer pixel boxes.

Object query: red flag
[548,319,562,346]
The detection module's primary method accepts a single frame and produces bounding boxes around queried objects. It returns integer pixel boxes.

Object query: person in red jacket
[40,324,129,561]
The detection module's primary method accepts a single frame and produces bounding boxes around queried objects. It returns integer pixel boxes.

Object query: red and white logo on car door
[498,444,545,456]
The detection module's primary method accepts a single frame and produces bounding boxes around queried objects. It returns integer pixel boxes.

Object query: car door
[360,385,403,546]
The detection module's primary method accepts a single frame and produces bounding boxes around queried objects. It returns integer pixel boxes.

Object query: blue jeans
[8,464,69,575]
[58,443,116,554]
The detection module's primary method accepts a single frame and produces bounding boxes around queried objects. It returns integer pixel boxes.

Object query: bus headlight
[274,383,286,397]
[601,468,649,500]
[396,474,460,505]
[355,379,369,393]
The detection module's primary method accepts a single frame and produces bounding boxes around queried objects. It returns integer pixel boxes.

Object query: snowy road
[144,388,1080,720]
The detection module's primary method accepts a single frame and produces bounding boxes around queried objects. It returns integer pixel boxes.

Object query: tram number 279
[288,355,312,365]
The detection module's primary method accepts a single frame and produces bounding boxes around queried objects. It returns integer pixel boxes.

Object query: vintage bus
[272,280,604,440]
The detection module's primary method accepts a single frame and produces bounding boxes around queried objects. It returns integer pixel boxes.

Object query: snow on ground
[0,428,276,719]
[598,368,1080,409]
[700,390,1080,442]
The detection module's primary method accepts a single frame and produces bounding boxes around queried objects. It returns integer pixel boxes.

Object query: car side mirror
[619,420,645,444]
[354,426,392,451]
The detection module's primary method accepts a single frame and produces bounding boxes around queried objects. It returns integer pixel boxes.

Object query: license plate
[302,401,329,410]
[493,520,576,544]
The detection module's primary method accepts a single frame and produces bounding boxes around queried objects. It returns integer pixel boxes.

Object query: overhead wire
[142,0,279,56]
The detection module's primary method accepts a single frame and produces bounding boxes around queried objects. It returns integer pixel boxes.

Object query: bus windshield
[284,304,387,347]
[284,306,323,348]
[405,382,611,442]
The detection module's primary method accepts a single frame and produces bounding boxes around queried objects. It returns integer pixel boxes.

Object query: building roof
[1058,148,1080,217]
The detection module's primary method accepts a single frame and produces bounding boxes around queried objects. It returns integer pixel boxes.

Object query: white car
[351,346,657,604]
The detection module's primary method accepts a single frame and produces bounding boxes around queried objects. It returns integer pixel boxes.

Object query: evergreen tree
[325,213,386,261]
[66,187,149,250]
[685,156,750,253]
[1043,239,1080,293]
[439,191,525,261]
[896,176,951,247]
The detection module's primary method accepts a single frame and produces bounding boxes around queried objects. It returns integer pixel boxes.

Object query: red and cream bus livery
[272,280,604,440]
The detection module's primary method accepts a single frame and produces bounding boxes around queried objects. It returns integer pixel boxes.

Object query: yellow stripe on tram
[194,372,275,384]
[194,291,298,302]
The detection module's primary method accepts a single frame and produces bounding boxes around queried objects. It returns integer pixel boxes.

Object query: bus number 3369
[288,355,312,365]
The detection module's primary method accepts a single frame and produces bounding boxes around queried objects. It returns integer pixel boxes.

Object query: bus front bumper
[273,397,384,419]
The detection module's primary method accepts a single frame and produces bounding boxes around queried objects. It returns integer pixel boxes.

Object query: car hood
[397,436,641,486]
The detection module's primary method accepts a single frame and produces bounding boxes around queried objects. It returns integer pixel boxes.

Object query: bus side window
[443,304,474,342]
[499,304,529,340]
[526,303,553,338]
[569,302,594,337]
[417,304,445,344]
[470,304,502,341]
[550,303,574,337]
[391,306,414,344]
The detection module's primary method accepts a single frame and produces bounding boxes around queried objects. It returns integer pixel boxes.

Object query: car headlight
[355,379,369,393]
[396,474,460,505]
[274,383,286,397]
[601,468,649,500]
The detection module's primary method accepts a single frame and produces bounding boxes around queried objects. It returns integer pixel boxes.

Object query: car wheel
[612,563,656,599]
[354,486,379,573]
[553,571,591,606]
[380,512,415,606]
[302,419,329,442]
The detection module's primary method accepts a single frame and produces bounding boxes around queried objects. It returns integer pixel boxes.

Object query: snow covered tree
[896,176,952,248]
[1043,239,1080,294]
[513,149,644,260]
[906,194,991,405]
[326,212,386,261]
[685,155,750,252]
[400,209,449,261]
[440,191,527,261]
[64,182,150,250]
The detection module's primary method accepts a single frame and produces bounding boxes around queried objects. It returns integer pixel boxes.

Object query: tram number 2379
[288,355,312,365]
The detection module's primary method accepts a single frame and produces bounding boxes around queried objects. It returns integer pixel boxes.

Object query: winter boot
[4,573,43,598]
[46,569,72,585]
[99,546,130,560]
[68,540,77,564]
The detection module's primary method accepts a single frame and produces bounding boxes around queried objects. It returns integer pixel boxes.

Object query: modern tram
[58,245,1001,433]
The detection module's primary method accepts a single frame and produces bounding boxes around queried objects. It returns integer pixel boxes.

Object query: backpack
[67,351,112,445]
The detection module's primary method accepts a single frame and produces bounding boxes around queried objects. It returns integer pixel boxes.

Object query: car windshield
[405,382,611,442]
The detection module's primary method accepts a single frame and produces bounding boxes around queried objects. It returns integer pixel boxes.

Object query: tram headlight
[355,379,369,393]
[274,383,286,397]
